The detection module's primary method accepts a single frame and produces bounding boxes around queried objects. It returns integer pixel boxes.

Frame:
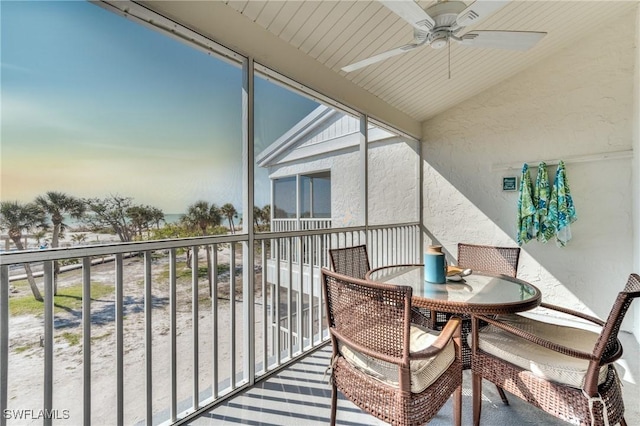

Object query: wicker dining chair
[457,243,521,278]
[330,245,433,329]
[470,273,640,426]
[329,245,370,280]
[321,268,463,426]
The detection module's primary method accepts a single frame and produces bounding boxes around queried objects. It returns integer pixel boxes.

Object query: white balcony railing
[0,223,420,425]
[270,218,332,233]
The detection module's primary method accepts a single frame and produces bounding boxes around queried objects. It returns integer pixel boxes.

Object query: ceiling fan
[341,0,546,73]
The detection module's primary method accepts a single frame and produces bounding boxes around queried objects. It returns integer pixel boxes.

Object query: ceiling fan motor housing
[425,1,467,49]
[426,1,467,27]
[429,29,451,49]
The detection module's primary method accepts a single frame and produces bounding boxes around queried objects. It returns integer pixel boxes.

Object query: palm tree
[149,207,165,230]
[126,205,149,239]
[261,205,271,228]
[182,201,222,296]
[33,230,47,247]
[220,203,237,234]
[70,233,87,245]
[35,191,86,294]
[253,205,271,231]
[183,201,222,236]
[0,201,46,300]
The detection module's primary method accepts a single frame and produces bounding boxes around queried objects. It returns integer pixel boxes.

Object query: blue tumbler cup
[424,245,446,283]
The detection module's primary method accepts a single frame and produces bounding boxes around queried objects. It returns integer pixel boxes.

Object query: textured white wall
[422,11,637,334]
[268,137,418,228]
[368,138,419,226]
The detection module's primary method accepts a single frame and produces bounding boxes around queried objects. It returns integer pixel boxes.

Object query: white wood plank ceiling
[219,1,637,122]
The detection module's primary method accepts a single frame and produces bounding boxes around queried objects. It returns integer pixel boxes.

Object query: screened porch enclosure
[0,3,423,424]
[5,1,639,425]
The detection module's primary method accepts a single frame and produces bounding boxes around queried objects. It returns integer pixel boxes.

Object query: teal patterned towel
[533,162,553,243]
[517,164,536,245]
[548,160,577,247]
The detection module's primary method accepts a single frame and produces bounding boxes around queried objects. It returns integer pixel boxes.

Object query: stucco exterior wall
[368,138,420,226]
[267,136,418,228]
[422,10,637,335]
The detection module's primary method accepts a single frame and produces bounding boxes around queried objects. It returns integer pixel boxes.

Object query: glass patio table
[366,264,542,316]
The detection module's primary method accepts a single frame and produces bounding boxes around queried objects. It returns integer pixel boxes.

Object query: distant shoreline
[1,216,243,252]
[61,212,243,228]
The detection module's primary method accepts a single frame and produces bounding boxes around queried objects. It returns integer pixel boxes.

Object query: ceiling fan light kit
[341,0,547,74]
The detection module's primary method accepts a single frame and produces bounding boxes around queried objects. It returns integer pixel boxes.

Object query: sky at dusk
[1,0,318,213]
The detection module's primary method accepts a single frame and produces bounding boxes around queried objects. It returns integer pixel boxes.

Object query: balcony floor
[190,331,639,425]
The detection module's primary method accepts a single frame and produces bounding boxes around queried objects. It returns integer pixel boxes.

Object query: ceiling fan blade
[380,0,435,31]
[342,43,422,73]
[459,31,546,51]
[456,0,511,27]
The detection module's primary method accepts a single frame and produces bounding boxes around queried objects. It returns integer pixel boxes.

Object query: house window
[273,173,331,220]
[300,172,331,218]
[273,177,297,218]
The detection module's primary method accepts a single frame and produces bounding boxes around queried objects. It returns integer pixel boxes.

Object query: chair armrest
[411,316,461,360]
[475,314,597,361]
[539,302,605,326]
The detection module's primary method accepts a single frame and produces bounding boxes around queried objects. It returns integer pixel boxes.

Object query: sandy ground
[5,240,266,425]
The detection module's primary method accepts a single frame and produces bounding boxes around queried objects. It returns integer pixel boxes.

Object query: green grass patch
[14,344,36,354]
[60,332,81,346]
[8,278,29,290]
[9,283,114,317]
[179,265,229,279]
[157,263,230,281]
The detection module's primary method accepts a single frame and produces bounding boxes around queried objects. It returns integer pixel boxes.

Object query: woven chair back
[322,268,411,362]
[594,273,640,363]
[457,243,521,278]
[329,245,371,280]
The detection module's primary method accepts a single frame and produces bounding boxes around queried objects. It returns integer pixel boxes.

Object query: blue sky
[1,0,318,213]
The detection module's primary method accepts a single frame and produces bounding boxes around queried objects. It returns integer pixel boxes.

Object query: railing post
[82,257,91,425]
[296,236,303,353]
[192,245,199,410]
[229,243,236,389]
[43,261,54,426]
[275,239,281,365]
[144,251,153,425]
[115,254,124,425]
[308,235,315,348]
[287,237,293,358]
[211,244,219,400]
[261,241,268,371]
[0,266,9,426]
[169,249,178,422]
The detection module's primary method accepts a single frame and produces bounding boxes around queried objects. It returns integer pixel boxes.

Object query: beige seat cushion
[470,314,607,388]
[340,324,455,393]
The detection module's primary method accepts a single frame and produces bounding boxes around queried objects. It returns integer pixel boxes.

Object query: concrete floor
[189,330,639,425]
